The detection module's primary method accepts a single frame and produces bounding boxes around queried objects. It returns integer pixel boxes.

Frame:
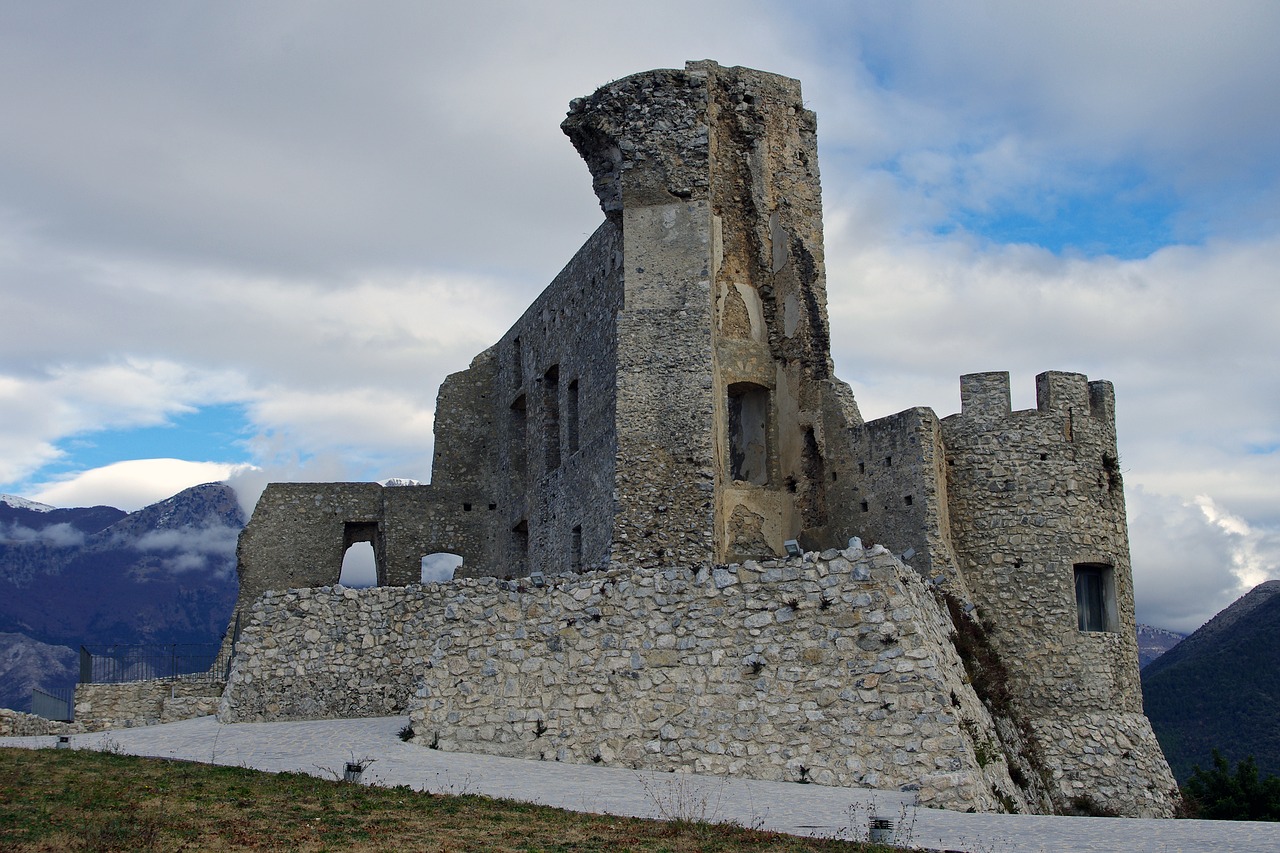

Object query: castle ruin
[223,61,1177,816]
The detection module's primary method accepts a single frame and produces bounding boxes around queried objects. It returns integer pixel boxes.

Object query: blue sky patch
[951,185,1183,259]
[47,404,255,476]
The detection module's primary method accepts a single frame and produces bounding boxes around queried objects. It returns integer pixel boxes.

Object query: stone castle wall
[220,543,1042,813]
[219,61,1177,818]
[454,223,626,579]
[938,371,1175,814]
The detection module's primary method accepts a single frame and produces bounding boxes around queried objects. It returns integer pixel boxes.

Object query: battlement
[958,371,1115,422]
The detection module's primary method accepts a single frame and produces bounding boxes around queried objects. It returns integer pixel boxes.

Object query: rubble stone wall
[73,681,223,731]
[221,544,1033,813]
[0,707,81,737]
[939,371,1176,815]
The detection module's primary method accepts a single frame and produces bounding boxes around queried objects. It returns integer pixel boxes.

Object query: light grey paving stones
[4,716,1277,852]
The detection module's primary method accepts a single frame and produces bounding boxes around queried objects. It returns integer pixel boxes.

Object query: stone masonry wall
[841,408,965,592]
[940,371,1176,816]
[0,707,82,737]
[221,543,1031,813]
[74,681,223,731]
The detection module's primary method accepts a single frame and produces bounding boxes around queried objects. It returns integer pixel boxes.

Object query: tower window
[1074,563,1118,632]
[567,379,580,453]
[727,382,770,485]
[544,365,561,471]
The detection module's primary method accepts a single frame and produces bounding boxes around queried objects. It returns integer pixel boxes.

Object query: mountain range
[1142,580,1280,783]
[0,483,243,712]
[1136,623,1187,670]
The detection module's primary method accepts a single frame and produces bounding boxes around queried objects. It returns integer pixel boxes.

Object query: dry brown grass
[0,747,904,852]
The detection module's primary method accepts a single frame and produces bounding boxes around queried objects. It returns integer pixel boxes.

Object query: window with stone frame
[727,382,770,485]
[1074,563,1118,632]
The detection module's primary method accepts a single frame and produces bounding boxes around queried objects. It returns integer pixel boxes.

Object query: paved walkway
[4,715,1278,851]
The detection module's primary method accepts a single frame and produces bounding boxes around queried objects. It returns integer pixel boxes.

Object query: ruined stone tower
[227,61,1176,816]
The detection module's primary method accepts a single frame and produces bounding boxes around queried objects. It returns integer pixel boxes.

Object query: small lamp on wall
[783,539,802,558]
[529,571,546,588]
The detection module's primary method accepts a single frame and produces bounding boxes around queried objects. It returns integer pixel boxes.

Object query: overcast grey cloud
[1,2,1277,633]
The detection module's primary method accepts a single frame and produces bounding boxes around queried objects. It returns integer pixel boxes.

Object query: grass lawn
[0,747,904,852]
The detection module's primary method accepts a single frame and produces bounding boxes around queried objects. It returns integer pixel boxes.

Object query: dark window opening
[509,395,527,478]
[1040,453,1048,461]
[488,503,497,511]
[858,461,865,474]
[728,382,770,485]
[544,365,561,471]
[463,503,472,512]
[513,519,529,575]
[860,500,869,512]
[884,456,892,467]
[904,495,913,506]
[567,379,580,454]
[1074,563,1117,632]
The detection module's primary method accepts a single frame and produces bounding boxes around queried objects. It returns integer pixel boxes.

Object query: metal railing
[78,643,230,685]
[31,686,74,721]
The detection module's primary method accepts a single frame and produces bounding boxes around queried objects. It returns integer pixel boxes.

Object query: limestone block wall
[74,681,223,731]
[942,371,1140,714]
[219,584,429,722]
[1032,712,1178,816]
[408,548,1020,813]
[940,371,1176,815]
[221,544,1033,813]
[0,707,81,737]
[840,408,964,590]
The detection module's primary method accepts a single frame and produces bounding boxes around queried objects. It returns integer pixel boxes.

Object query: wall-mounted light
[530,571,546,588]
[783,539,802,558]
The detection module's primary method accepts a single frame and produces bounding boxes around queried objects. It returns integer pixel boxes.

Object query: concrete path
[4,715,1278,852]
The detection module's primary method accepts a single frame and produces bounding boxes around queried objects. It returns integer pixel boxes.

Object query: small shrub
[397,723,415,742]
[1181,751,1280,821]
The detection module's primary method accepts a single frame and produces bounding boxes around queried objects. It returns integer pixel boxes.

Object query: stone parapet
[74,681,223,731]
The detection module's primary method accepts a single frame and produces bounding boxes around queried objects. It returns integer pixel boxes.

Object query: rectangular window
[544,365,560,471]
[513,519,529,575]
[728,383,769,485]
[1074,563,1117,632]
[571,525,583,573]
[509,395,527,479]
[567,379,580,454]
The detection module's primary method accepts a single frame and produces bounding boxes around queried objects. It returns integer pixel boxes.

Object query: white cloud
[135,522,241,577]
[29,459,254,512]
[0,521,85,548]
[1,3,1278,632]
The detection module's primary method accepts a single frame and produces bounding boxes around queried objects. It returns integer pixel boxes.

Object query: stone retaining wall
[0,707,81,737]
[74,681,224,731]
[222,543,1031,812]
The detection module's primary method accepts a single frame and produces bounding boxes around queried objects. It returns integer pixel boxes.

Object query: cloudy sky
[1,2,1276,632]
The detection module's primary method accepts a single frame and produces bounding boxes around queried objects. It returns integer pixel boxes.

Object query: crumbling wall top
[561,61,809,223]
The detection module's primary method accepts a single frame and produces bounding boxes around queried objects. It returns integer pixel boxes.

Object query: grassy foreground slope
[0,748,899,852]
